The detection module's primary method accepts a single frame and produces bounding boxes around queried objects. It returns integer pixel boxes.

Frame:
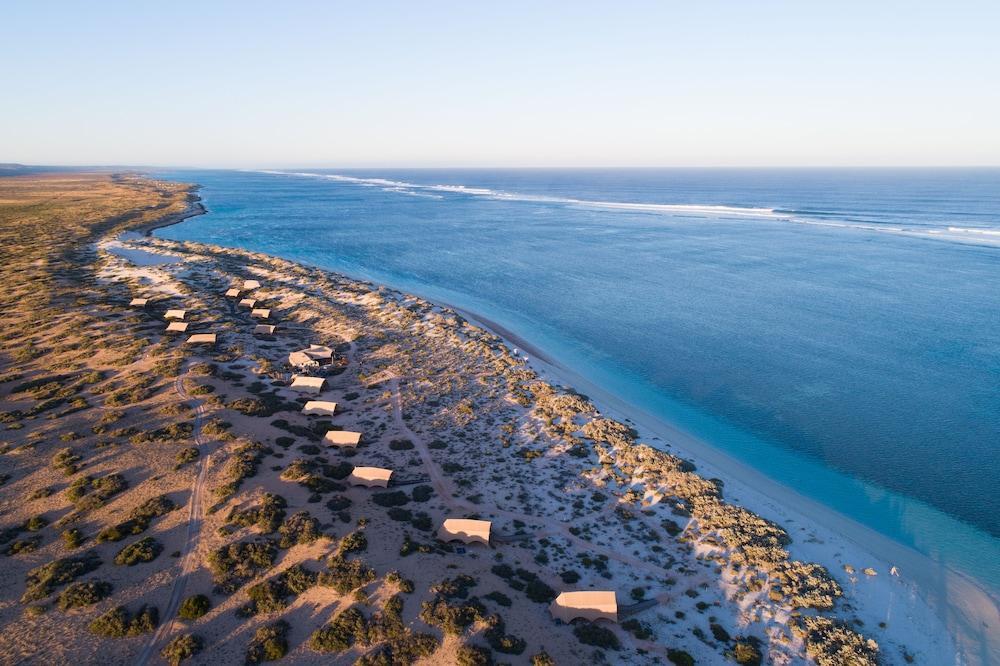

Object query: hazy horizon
[3,1,999,168]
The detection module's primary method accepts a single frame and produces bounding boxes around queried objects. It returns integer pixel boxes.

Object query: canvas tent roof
[348,467,393,488]
[166,321,189,333]
[243,279,261,290]
[239,298,257,308]
[185,333,217,345]
[437,518,491,546]
[324,430,362,447]
[164,309,186,320]
[225,288,241,298]
[302,400,337,416]
[549,591,618,623]
[129,297,148,307]
[251,308,271,319]
[254,324,276,335]
[290,375,326,394]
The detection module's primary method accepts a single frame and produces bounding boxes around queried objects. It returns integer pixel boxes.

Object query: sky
[2,1,999,168]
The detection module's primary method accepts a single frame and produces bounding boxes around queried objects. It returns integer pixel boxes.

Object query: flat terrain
[0,174,890,665]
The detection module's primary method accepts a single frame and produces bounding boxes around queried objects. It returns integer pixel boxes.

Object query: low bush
[114,536,162,565]
[88,604,159,637]
[161,633,203,665]
[178,594,211,620]
[573,621,620,650]
[22,551,102,602]
[57,580,112,609]
[372,491,409,507]
[245,620,289,663]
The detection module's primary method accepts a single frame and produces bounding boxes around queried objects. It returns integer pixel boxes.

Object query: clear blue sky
[2,1,998,167]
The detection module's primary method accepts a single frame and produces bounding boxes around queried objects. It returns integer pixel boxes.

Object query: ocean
[152,167,1000,591]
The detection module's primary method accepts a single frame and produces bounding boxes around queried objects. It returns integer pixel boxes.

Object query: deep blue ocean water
[152,167,1000,589]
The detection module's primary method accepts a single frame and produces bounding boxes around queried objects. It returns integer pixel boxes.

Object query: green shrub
[389,439,414,451]
[178,594,211,620]
[531,652,556,666]
[372,491,409,507]
[622,618,654,640]
[456,644,493,666]
[207,539,278,592]
[22,551,102,602]
[114,537,162,565]
[161,633,203,665]
[228,493,286,533]
[710,622,731,642]
[572,621,620,650]
[325,495,351,511]
[176,447,199,465]
[339,530,367,554]
[61,528,84,549]
[320,556,376,594]
[308,606,367,652]
[484,591,512,607]
[57,580,112,609]
[245,620,289,663]
[411,485,433,502]
[667,649,695,666]
[729,637,763,665]
[277,511,321,548]
[88,604,159,637]
[560,570,580,584]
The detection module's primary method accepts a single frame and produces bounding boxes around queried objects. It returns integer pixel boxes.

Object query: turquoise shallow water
[152,167,1000,590]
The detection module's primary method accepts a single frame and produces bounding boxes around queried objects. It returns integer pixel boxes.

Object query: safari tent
[243,279,261,290]
[185,333,217,346]
[347,467,393,488]
[225,288,241,298]
[251,308,271,319]
[437,518,491,546]
[164,309,186,320]
[290,375,326,394]
[166,321,189,333]
[239,298,257,309]
[302,400,337,416]
[288,345,334,369]
[253,324,276,335]
[549,591,618,623]
[129,297,149,307]
[324,430,362,447]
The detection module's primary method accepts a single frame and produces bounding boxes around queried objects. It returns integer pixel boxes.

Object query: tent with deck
[251,308,271,319]
[243,279,261,290]
[185,333,216,346]
[437,518,491,546]
[166,321,189,333]
[549,591,618,623]
[164,309,186,320]
[254,324,276,335]
[129,297,149,307]
[225,288,241,298]
[239,298,257,309]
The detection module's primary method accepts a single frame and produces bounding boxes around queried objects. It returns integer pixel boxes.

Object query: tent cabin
[165,321,189,333]
[348,467,393,488]
[239,298,257,309]
[437,518,491,546]
[324,430,362,447]
[185,333,217,346]
[290,375,326,394]
[243,279,261,290]
[225,288,241,298]
[164,309,186,320]
[254,324,277,335]
[251,308,271,319]
[129,297,149,307]
[549,591,618,624]
[302,400,337,416]
[288,344,334,369]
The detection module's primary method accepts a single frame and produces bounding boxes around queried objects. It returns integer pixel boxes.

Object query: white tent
[165,321,189,333]
[239,298,257,309]
[324,430,362,447]
[437,518,491,546]
[129,297,149,307]
[225,288,241,298]
[348,467,393,488]
[251,308,271,319]
[302,400,337,416]
[243,279,261,290]
[254,324,276,335]
[185,333,217,345]
[290,375,326,394]
[164,309,186,320]
[549,591,618,623]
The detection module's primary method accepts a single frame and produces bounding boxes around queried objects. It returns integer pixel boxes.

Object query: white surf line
[135,364,212,666]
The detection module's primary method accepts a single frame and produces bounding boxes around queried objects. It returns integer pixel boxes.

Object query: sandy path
[135,364,212,666]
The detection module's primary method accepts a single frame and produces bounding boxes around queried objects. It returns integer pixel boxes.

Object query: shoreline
[147,183,997,664]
